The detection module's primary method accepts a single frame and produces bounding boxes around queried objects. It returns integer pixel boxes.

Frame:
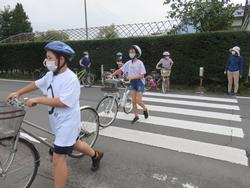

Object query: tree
[164,0,240,32]
[96,24,118,39]
[35,30,69,42]
[0,6,13,40]
[9,3,32,36]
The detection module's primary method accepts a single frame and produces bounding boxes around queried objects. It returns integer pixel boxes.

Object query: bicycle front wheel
[69,107,100,158]
[0,137,40,188]
[86,74,95,87]
[96,96,118,128]
[123,95,132,114]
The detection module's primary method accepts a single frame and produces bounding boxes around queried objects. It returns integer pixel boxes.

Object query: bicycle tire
[96,96,118,128]
[162,77,167,94]
[145,75,153,91]
[69,107,100,158]
[0,137,40,188]
[86,74,95,87]
[123,95,132,114]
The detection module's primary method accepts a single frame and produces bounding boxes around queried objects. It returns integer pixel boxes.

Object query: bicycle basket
[0,102,25,139]
[101,79,121,93]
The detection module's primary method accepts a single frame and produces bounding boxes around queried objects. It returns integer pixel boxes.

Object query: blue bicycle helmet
[116,52,123,57]
[44,41,75,61]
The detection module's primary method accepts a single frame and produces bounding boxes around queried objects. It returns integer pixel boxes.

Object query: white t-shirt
[35,68,81,146]
[120,59,146,84]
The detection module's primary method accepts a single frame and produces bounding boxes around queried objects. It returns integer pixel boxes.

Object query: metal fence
[0,20,179,43]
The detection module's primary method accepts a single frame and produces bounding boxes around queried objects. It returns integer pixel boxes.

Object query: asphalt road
[1,79,250,188]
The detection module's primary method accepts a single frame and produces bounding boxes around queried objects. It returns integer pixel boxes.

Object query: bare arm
[26,97,66,108]
[128,74,144,80]
[156,59,162,69]
[112,69,123,77]
[6,82,38,101]
[170,59,174,69]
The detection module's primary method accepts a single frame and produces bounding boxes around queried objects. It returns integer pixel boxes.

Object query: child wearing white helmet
[112,45,149,124]
[156,51,174,92]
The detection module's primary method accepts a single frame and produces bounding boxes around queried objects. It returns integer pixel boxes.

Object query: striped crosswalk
[99,92,248,166]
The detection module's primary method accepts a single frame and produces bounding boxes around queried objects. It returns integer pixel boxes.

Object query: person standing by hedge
[224,46,244,96]
[156,51,174,92]
[112,45,149,124]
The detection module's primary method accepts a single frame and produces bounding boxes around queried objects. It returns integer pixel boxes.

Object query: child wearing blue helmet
[6,41,103,188]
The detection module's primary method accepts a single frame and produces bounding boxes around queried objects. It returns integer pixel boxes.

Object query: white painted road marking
[144,92,238,103]
[100,126,248,166]
[110,112,244,138]
[143,97,240,110]
[145,104,241,122]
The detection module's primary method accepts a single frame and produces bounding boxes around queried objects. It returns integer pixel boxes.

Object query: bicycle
[96,78,132,127]
[145,68,170,93]
[102,69,126,88]
[0,98,100,188]
[75,68,95,87]
[145,70,161,91]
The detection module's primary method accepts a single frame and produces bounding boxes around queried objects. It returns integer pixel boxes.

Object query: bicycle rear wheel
[96,96,118,128]
[145,75,153,91]
[0,137,40,188]
[87,74,95,87]
[162,77,167,94]
[69,107,100,158]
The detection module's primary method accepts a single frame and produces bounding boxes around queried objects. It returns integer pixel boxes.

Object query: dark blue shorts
[129,79,145,93]
[53,144,74,155]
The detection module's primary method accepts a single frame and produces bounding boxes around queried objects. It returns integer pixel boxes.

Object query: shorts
[161,69,171,77]
[53,144,74,155]
[129,79,145,93]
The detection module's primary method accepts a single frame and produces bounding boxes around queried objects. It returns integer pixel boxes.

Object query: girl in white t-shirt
[6,41,103,188]
[113,45,149,124]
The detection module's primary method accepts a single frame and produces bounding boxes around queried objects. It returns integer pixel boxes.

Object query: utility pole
[84,0,89,40]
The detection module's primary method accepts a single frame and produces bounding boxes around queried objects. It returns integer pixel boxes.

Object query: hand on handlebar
[25,98,38,107]
[6,92,20,102]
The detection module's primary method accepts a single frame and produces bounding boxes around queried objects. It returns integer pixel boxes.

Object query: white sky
[0,0,246,31]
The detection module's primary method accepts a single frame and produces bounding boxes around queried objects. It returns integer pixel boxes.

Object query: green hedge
[0,31,250,86]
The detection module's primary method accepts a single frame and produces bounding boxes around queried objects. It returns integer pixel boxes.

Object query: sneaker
[143,109,149,119]
[131,116,139,124]
[91,151,104,172]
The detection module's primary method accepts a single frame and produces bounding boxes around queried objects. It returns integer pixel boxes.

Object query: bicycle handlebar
[7,97,36,109]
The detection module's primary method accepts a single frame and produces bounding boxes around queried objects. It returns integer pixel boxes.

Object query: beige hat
[229,46,240,56]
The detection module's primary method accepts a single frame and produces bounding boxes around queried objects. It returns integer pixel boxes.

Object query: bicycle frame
[104,85,130,108]
[77,69,87,80]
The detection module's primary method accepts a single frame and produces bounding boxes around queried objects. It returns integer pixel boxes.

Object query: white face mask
[129,53,136,59]
[43,59,58,72]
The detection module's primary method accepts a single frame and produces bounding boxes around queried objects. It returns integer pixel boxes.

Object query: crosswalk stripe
[145,104,241,122]
[144,92,238,103]
[143,97,240,110]
[110,112,244,138]
[100,126,248,166]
